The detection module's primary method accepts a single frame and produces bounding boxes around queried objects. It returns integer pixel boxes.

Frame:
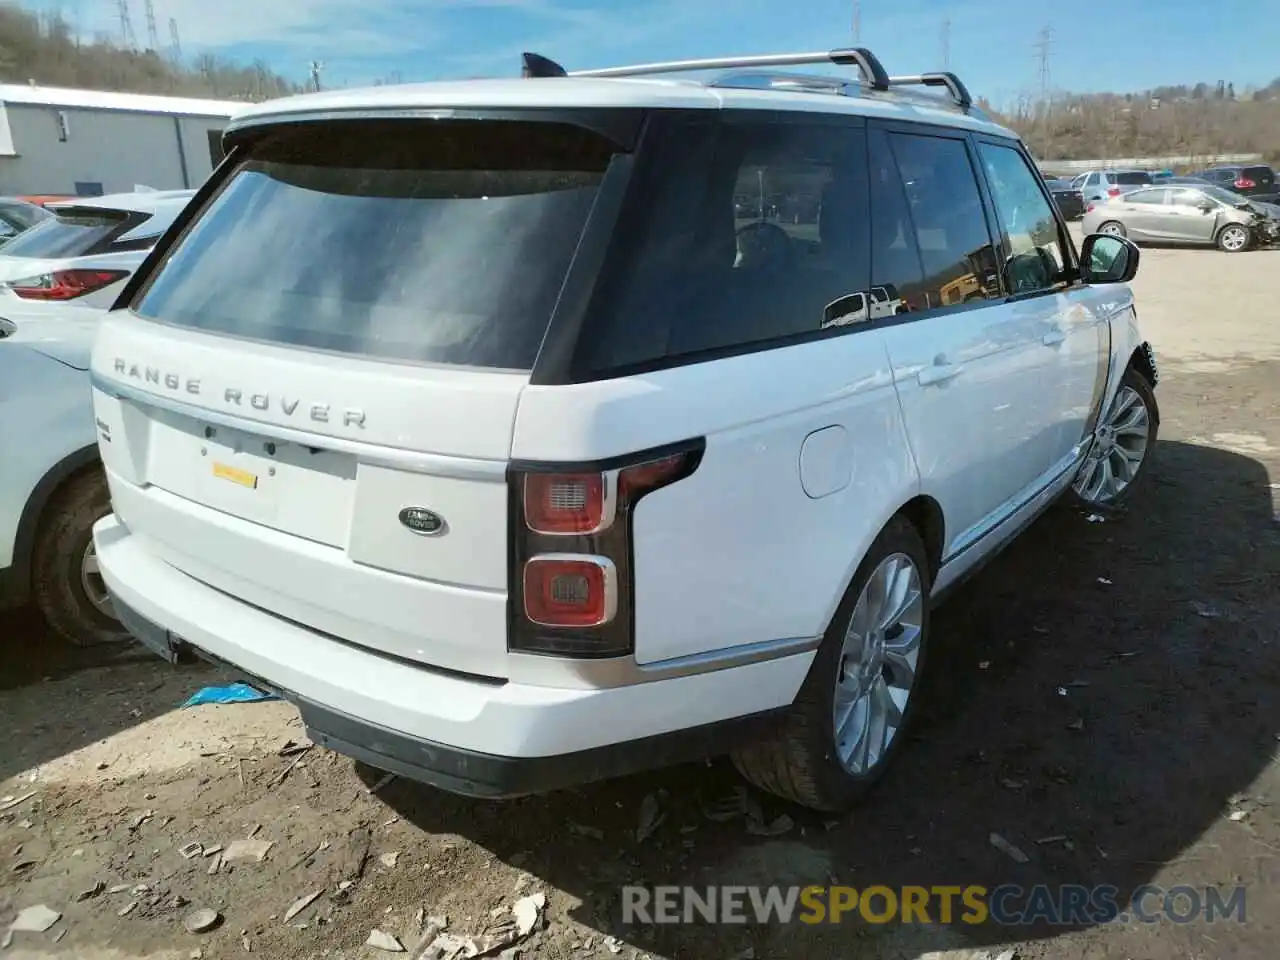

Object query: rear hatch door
[92,114,626,677]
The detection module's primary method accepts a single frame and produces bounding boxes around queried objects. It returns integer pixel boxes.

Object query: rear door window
[0,208,126,258]
[575,116,872,373]
[134,119,620,371]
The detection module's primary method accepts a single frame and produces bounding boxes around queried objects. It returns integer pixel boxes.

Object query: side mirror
[1198,202,1216,214]
[1079,233,1140,284]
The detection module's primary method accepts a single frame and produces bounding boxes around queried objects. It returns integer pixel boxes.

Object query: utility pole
[116,0,137,50]
[309,60,325,92]
[144,0,158,50]
[941,16,951,70]
[852,1,861,42]
[169,17,181,62]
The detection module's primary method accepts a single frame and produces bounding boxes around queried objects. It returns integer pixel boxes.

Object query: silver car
[1081,183,1277,253]
[1070,169,1153,203]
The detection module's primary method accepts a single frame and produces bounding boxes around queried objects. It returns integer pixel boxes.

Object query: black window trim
[971,133,1080,301]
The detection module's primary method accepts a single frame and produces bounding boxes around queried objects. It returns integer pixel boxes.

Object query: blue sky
[22,0,1280,105]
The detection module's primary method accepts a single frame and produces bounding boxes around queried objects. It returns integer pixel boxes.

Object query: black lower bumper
[113,596,786,798]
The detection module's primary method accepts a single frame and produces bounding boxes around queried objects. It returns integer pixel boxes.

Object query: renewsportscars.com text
[622,884,1246,926]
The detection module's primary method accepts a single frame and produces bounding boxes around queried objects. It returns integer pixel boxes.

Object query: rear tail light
[1234,178,1256,189]
[5,268,130,301]
[1087,202,1096,213]
[1107,188,1121,197]
[509,441,705,657]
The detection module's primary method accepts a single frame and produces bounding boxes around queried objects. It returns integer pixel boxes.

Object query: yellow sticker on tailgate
[212,461,258,489]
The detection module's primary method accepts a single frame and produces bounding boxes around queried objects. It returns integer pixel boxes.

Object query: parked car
[1081,183,1278,251]
[1070,169,1153,204]
[0,190,195,308]
[1041,176,1085,219]
[89,45,1159,813]
[1192,165,1279,204]
[0,197,52,242]
[0,302,127,644]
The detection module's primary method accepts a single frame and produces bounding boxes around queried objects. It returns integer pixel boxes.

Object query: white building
[0,84,246,197]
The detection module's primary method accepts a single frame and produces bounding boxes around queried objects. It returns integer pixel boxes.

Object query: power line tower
[1033,24,1053,104]
[116,0,137,50]
[941,16,951,69]
[144,0,159,51]
[852,1,861,42]
[309,60,325,92]
[168,17,181,62]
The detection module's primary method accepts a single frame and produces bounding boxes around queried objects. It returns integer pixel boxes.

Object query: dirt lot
[3,235,1279,960]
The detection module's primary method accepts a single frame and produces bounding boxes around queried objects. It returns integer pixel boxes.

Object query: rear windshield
[133,119,618,370]
[0,208,126,258]
[1113,171,1152,185]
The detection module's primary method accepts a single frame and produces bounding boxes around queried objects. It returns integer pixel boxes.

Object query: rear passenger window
[870,130,1000,312]
[978,142,1067,295]
[577,118,871,373]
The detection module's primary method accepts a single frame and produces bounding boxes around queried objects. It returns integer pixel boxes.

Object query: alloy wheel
[1220,226,1248,252]
[80,541,116,619]
[832,552,923,776]
[1073,385,1151,504]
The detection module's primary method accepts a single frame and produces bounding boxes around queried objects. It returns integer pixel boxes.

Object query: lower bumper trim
[112,595,789,798]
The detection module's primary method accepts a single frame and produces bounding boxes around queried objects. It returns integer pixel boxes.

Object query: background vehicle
[1082,183,1273,251]
[1071,169,1153,203]
[0,303,126,644]
[1192,165,1279,204]
[0,198,53,243]
[89,45,1159,814]
[1040,176,1085,219]
[0,190,195,307]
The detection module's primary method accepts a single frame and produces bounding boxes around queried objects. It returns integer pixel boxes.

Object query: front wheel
[1216,223,1251,253]
[732,517,930,812]
[1098,221,1127,238]
[1070,367,1159,509]
[31,471,130,646]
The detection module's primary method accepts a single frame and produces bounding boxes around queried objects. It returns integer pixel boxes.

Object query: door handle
[917,363,962,386]
[1042,329,1066,347]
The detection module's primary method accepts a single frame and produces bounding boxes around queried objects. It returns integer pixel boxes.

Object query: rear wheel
[32,471,130,646]
[1216,223,1251,253]
[732,517,930,812]
[1098,221,1126,238]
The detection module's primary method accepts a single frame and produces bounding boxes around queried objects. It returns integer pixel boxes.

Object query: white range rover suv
[89,46,1160,812]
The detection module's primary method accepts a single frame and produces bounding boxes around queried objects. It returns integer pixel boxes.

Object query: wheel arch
[897,495,945,583]
[6,446,102,606]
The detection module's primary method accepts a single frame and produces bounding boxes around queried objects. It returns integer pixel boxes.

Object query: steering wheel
[735,221,794,270]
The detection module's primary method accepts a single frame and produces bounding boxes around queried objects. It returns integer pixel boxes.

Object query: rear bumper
[95,515,806,797]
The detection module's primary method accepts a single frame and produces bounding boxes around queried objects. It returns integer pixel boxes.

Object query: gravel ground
[2,233,1279,960]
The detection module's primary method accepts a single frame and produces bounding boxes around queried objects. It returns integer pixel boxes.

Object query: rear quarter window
[133,119,620,370]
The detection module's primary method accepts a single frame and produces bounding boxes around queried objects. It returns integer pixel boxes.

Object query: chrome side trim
[941,444,1087,566]
[508,634,821,690]
[90,372,509,483]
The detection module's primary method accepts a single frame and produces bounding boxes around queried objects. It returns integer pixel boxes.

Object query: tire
[1098,221,1126,238]
[732,516,931,812]
[31,470,130,646]
[1069,366,1160,510]
[1216,223,1251,253]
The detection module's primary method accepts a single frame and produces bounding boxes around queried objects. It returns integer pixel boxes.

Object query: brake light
[1087,202,1096,213]
[1234,178,1256,189]
[6,268,130,301]
[1107,188,1121,197]
[509,441,705,655]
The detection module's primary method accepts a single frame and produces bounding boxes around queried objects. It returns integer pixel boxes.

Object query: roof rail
[886,71,972,110]
[518,49,978,112]
[521,48,891,91]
